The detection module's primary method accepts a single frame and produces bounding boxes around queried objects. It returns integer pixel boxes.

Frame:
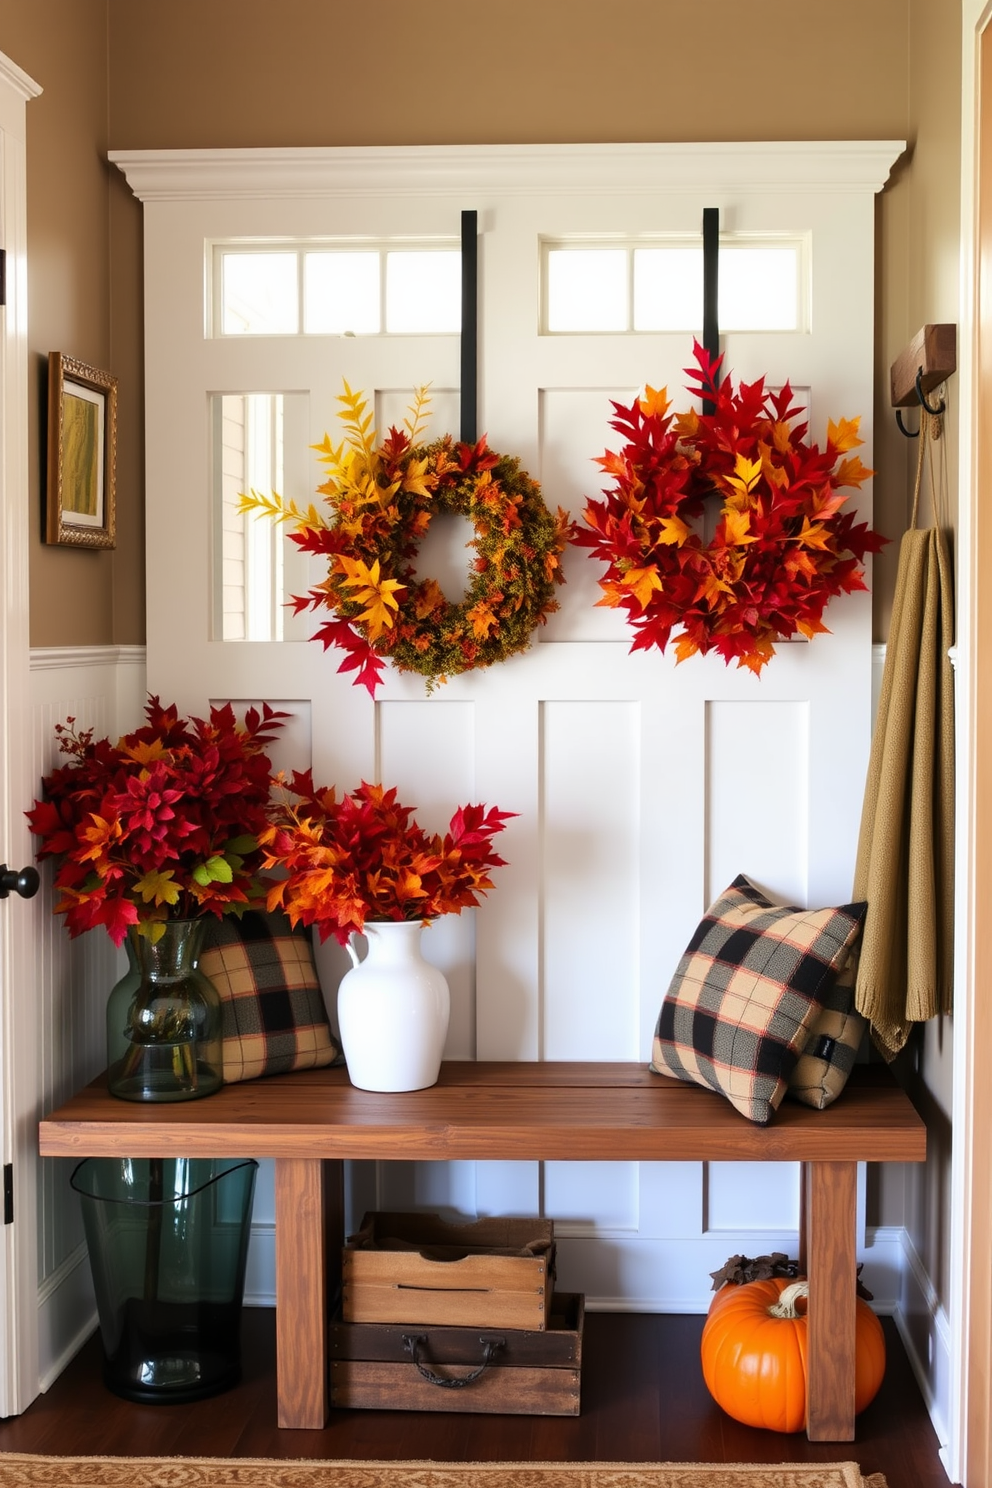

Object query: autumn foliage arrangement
[240,385,572,697]
[576,341,886,675]
[259,775,514,945]
[27,698,286,945]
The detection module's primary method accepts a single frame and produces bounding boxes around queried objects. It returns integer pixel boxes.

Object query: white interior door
[119,142,901,1310]
[0,50,42,1416]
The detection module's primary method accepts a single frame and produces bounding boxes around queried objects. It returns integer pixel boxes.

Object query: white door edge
[0,48,42,1418]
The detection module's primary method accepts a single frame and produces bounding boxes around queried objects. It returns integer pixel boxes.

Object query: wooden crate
[330,1291,584,1416]
[342,1211,555,1330]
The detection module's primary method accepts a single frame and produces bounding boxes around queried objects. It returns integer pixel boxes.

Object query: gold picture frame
[46,352,117,549]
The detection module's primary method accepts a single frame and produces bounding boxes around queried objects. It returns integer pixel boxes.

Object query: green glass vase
[71,1155,257,1402]
[106,919,223,1102]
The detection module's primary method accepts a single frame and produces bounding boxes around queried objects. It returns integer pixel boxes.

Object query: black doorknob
[0,864,40,900]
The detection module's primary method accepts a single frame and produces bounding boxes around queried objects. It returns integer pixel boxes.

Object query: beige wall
[878,0,962,1317]
[107,0,910,148]
[0,0,144,646]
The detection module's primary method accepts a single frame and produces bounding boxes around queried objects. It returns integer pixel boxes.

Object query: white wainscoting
[30,646,147,1389]
[29,643,949,1458]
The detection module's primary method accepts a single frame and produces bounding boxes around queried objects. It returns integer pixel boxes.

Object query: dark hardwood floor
[0,1310,950,1488]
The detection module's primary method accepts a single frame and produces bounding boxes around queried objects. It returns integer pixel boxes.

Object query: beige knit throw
[853,410,955,1058]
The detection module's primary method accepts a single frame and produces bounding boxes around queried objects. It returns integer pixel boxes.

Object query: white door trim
[0,48,42,1418]
[947,4,992,1484]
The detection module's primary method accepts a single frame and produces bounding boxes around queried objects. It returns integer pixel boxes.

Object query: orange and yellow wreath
[242,386,571,696]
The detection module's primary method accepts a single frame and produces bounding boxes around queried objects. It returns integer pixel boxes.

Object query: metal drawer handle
[401,1333,504,1387]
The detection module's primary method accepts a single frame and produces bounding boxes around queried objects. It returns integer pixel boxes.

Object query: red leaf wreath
[575,341,887,675]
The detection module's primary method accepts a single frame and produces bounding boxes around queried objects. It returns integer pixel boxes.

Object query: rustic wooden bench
[39,1060,925,1443]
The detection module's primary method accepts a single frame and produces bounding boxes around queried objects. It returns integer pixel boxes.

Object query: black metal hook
[896,367,946,437]
[916,367,946,415]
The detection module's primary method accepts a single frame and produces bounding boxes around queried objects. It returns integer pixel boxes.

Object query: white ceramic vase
[337,920,451,1092]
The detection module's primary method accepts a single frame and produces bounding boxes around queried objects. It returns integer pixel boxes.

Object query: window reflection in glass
[304,252,380,334]
[221,253,299,335]
[547,249,627,332]
[547,240,803,334]
[211,392,315,642]
[385,251,461,333]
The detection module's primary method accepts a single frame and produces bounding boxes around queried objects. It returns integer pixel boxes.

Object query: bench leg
[804,1160,858,1441]
[275,1156,332,1428]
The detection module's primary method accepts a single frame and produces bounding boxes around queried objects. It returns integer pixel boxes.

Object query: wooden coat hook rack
[890,323,956,437]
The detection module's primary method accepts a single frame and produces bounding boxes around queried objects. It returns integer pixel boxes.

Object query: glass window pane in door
[719,246,799,331]
[546,249,628,332]
[221,252,299,335]
[211,391,314,640]
[633,248,703,331]
[304,252,381,334]
[385,251,461,332]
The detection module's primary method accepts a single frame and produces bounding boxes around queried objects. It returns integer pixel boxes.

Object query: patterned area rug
[0,1458,887,1488]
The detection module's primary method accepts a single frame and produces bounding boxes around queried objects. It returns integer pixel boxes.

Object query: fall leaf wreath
[575,341,887,675]
[242,386,572,697]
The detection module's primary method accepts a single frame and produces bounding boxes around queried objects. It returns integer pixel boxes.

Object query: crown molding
[110,141,908,203]
[0,51,41,104]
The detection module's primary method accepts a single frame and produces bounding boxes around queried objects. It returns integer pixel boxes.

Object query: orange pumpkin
[700,1277,886,1433]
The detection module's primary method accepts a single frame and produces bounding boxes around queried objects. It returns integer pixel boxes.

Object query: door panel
[122,143,900,1309]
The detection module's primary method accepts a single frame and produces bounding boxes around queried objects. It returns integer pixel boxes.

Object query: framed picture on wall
[46,352,117,549]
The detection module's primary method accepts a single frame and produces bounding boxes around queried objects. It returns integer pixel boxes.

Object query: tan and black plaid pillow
[650,876,866,1124]
[200,910,342,1083]
[787,942,866,1110]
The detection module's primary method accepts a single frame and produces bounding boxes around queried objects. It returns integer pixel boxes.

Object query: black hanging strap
[460,210,478,444]
[702,207,720,415]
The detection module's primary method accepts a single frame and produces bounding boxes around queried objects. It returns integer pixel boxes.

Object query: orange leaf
[795,519,833,552]
[336,556,406,640]
[674,408,700,439]
[695,571,736,609]
[770,421,795,456]
[797,615,832,639]
[413,579,446,620]
[621,565,665,609]
[674,634,701,663]
[725,454,762,496]
[738,635,776,674]
[467,602,498,639]
[720,508,756,547]
[639,384,671,420]
[657,516,690,547]
[827,416,863,453]
[834,455,873,490]
[122,739,169,766]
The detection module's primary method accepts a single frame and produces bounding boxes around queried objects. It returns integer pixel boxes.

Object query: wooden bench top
[39,1060,926,1165]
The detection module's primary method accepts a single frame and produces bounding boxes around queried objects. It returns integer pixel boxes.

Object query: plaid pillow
[650,876,867,1124]
[199,910,342,1083]
[787,943,866,1110]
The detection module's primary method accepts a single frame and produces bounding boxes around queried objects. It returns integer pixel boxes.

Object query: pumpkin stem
[768,1280,809,1319]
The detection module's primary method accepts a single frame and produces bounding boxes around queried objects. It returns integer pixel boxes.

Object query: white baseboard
[859,1224,905,1314]
[244,1222,276,1307]
[36,1245,97,1393]
[890,1224,952,1457]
